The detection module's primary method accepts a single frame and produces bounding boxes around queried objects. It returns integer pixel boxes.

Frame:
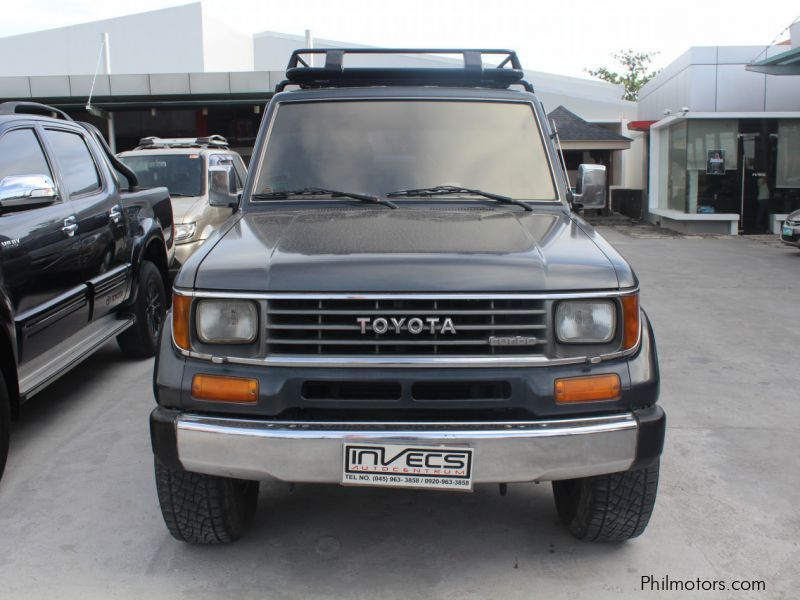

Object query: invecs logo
[345,445,472,477]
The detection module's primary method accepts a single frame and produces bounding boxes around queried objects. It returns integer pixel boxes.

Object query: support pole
[102,32,116,153]
[305,29,314,67]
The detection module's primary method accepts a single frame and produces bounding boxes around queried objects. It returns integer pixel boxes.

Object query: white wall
[202,8,253,72]
[0,3,206,76]
[638,45,800,120]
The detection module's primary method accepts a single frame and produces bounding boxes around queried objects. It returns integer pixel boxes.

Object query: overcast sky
[1,0,798,78]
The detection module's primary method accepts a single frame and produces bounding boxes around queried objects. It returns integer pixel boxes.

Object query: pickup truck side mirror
[571,164,606,211]
[208,165,239,208]
[0,174,58,213]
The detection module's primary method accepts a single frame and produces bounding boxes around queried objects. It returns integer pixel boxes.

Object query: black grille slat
[266,297,548,357]
[302,381,401,401]
[412,381,512,401]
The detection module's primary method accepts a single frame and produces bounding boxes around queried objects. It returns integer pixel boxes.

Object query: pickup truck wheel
[154,459,259,544]
[117,261,165,358]
[0,370,9,480]
[552,460,660,542]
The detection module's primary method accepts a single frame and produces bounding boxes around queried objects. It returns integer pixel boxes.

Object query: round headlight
[556,300,616,344]
[196,299,258,344]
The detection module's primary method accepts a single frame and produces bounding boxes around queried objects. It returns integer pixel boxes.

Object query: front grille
[786,219,799,227]
[266,297,548,356]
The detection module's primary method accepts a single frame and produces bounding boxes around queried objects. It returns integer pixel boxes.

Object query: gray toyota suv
[150,49,665,545]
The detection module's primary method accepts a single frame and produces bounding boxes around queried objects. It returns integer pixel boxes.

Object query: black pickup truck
[151,49,665,544]
[0,102,173,479]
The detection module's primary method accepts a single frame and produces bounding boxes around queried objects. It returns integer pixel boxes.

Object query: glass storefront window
[776,120,800,189]
[687,120,739,215]
[666,121,687,212]
[657,117,800,224]
[774,120,800,216]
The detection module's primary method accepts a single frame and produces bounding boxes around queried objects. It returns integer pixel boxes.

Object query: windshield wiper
[386,185,532,211]
[252,187,397,209]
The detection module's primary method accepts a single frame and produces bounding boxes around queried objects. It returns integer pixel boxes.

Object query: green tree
[586,50,660,101]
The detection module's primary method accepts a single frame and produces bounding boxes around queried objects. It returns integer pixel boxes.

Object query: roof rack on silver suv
[135,135,229,150]
[0,101,73,121]
[276,48,533,93]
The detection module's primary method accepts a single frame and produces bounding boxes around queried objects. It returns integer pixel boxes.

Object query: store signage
[707,150,726,175]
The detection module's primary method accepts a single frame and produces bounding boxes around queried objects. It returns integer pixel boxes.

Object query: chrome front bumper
[152,407,664,484]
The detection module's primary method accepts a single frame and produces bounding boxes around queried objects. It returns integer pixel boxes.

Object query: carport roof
[0,71,286,110]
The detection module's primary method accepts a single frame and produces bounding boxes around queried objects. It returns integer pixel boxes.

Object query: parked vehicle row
[0,102,174,479]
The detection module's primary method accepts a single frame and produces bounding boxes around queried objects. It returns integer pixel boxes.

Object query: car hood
[187,207,626,292]
[171,196,205,223]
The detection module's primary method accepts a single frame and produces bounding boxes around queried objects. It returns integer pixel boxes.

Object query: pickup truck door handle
[109,205,123,224]
[62,216,78,237]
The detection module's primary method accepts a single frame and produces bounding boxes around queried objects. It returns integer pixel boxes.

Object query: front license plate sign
[342,443,473,491]
[783,225,793,236]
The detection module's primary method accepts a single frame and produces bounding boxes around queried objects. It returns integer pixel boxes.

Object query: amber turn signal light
[621,294,640,351]
[172,293,192,351]
[191,374,259,403]
[554,374,621,403]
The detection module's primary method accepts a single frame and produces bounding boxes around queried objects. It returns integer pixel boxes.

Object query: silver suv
[119,136,247,272]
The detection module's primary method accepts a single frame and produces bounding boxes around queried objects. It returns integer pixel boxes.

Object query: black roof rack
[0,101,73,121]
[277,48,533,92]
[134,135,229,150]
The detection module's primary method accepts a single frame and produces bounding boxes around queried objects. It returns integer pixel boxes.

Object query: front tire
[552,460,660,542]
[117,260,166,358]
[0,370,10,481]
[154,459,259,544]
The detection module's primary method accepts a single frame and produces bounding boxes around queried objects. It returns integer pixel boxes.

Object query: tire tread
[155,459,258,544]
[553,460,659,542]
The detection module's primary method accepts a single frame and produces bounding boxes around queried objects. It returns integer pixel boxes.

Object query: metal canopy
[746,46,800,75]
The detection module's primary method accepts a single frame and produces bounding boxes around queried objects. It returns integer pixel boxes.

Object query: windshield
[120,154,203,197]
[253,100,558,202]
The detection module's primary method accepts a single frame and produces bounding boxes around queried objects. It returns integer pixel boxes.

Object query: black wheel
[154,459,259,544]
[0,370,9,481]
[552,460,660,542]
[117,261,166,358]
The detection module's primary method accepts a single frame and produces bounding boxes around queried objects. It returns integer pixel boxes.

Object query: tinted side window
[44,129,101,197]
[0,128,52,182]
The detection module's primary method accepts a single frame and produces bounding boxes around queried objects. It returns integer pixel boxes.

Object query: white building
[637,21,800,234]
[0,2,643,189]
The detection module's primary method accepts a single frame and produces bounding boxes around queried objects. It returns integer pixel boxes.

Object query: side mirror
[208,165,239,208]
[572,164,606,211]
[0,174,58,213]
